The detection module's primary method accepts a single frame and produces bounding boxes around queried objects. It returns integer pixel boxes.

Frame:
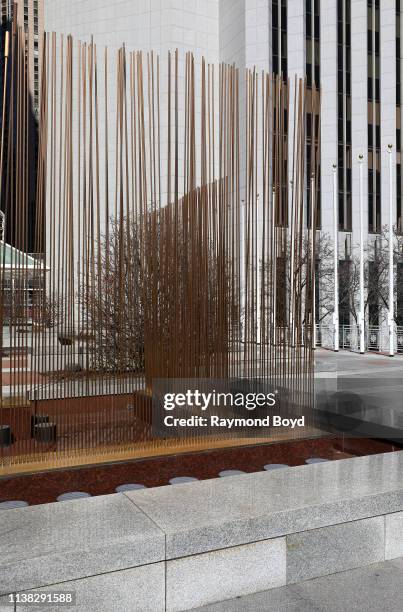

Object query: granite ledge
[0,493,165,594]
[1,451,403,595]
[126,451,403,559]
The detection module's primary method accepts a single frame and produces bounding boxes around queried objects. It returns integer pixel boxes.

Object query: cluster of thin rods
[0,22,320,469]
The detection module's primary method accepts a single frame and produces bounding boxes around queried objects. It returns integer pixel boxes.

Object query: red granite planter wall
[0,437,398,507]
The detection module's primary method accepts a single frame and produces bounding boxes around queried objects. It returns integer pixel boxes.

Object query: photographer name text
[163,415,305,429]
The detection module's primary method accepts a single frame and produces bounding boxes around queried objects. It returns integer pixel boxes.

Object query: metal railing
[315,324,333,349]
[367,326,381,352]
[315,323,403,354]
[339,325,353,350]
[397,326,403,353]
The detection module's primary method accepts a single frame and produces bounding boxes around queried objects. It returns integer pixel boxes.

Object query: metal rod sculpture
[0,22,320,472]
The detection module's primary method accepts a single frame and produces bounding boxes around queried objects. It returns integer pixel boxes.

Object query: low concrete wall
[1,451,403,611]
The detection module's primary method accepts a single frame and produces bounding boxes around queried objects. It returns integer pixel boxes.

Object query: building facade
[0,1,44,251]
[1,0,44,116]
[44,0,403,353]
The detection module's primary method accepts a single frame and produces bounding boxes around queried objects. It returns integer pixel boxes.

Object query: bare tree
[287,231,336,324]
[338,226,403,326]
[77,209,235,376]
[79,217,145,374]
[258,230,336,336]
[35,293,64,329]
[314,232,337,324]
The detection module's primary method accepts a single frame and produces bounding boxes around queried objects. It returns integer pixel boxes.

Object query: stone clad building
[44,0,403,353]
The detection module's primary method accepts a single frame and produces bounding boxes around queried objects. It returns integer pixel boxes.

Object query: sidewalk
[315,348,403,442]
[194,558,403,612]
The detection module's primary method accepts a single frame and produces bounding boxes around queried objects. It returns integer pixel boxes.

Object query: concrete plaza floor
[195,557,403,611]
[315,348,403,442]
[315,347,403,375]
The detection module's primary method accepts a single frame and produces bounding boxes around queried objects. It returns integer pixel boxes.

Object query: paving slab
[389,556,403,570]
[0,493,165,594]
[194,559,403,612]
[126,451,403,558]
[293,559,403,612]
[189,582,320,612]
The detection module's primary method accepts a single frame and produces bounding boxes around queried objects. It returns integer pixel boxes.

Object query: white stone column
[285,3,305,339]
[351,0,369,246]
[380,1,397,228]
[287,0,306,79]
[380,2,397,352]
[320,0,338,238]
[219,0,246,67]
[243,2,271,342]
[219,1,248,340]
[287,0,306,218]
[245,0,271,72]
[319,0,338,342]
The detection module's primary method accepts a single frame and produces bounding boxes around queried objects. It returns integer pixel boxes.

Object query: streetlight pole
[358,154,365,354]
[333,164,339,352]
[388,144,395,357]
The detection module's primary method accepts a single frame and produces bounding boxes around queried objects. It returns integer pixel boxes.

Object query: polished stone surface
[126,451,403,558]
[385,511,403,560]
[194,558,403,612]
[0,493,165,594]
[20,564,165,612]
[166,538,286,611]
[286,516,385,583]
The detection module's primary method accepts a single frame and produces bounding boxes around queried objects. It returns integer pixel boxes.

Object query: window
[272,0,287,80]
